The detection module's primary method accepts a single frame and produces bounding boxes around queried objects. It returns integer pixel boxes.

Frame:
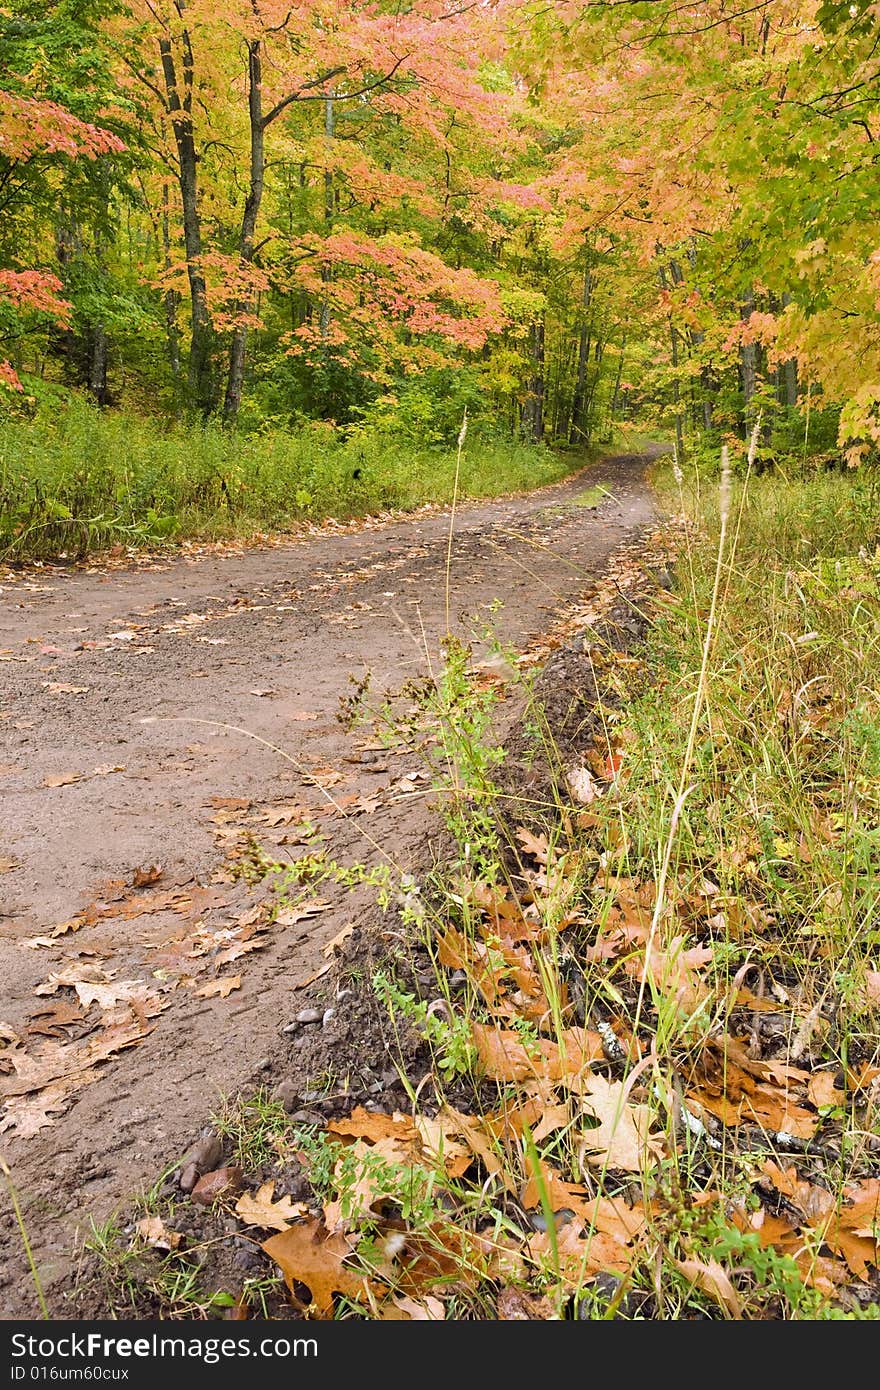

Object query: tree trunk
[89,324,108,405]
[604,336,627,440]
[658,264,684,459]
[161,182,181,399]
[569,262,592,443]
[223,38,265,424]
[780,292,797,406]
[739,286,756,428]
[158,20,215,415]
[522,316,544,444]
[319,90,335,347]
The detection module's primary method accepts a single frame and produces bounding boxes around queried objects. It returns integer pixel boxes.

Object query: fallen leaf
[275,900,332,927]
[675,1257,742,1318]
[235,1181,308,1232]
[43,773,82,788]
[136,1217,182,1252]
[291,710,319,721]
[195,976,241,999]
[472,1021,602,1085]
[92,764,125,777]
[0,855,20,873]
[250,687,276,698]
[328,1107,418,1144]
[322,925,354,957]
[263,1219,372,1317]
[578,1074,664,1173]
[133,864,163,888]
[565,765,600,805]
[807,1071,845,1109]
[385,1295,445,1320]
[42,682,89,695]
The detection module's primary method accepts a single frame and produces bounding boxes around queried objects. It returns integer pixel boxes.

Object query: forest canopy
[1,1,878,462]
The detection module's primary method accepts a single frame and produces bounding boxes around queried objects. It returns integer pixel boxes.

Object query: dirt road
[0,451,657,1315]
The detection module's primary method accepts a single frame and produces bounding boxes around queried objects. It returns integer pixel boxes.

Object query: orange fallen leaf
[263,1219,372,1317]
[136,1217,182,1252]
[235,1181,308,1232]
[675,1257,742,1318]
[195,976,241,1000]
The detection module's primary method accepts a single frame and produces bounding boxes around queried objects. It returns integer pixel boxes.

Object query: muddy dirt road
[0,451,657,1315]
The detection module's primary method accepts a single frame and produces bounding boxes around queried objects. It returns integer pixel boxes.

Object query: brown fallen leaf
[328,1107,418,1144]
[136,1216,182,1252]
[25,1001,86,1037]
[472,1022,602,1085]
[133,864,163,887]
[0,1070,104,1138]
[383,1295,445,1320]
[42,683,89,695]
[0,855,20,873]
[195,976,241,1000]
[290,710,319,721]
[578,1074,664,1173]
[0,1017,155,1100]
[263,1219,372,1317]
[675,1257,743,1318]
[322,924,354,957]
[807,1071,846,1109]
[43,773,82,788]
[235,1181,308,1232]
[275,899,332,927]
[92,764,125,777]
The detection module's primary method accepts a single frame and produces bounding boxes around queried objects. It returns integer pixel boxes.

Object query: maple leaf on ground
[263,1219,374,1317]
[235,1181,308,1232]
[328,1107,418,1144]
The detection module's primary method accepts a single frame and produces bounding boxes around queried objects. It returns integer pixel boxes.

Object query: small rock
[178,1162,199,1193]
[322,1007,336,1027]
[191,1166,244,1206]
[275,1079,300,1113]
[188,1133,224,1174]
[296,1008,322,1024]
[281,1021,300,1035]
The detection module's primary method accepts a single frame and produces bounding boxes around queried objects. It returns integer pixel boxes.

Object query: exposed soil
[0,450,659,1317]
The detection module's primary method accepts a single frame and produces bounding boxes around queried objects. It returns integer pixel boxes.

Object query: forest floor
[0,449,659,1317]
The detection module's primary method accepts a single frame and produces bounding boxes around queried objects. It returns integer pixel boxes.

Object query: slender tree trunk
[604,336,627,440]
[160,183,181,400]
[319,90,335,347]
[658,264,684,459]
[223,38,265,424]
[739,285,756,430]
[569,262,593,443]
[780,291,797,406]
[522,316,544,444]
[89,324,108,405]
[158,18,215,415]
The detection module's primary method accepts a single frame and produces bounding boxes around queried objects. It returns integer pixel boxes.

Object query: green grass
[0,400,576,562]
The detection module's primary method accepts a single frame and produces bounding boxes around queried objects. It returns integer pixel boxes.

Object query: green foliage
[0,399,572,560]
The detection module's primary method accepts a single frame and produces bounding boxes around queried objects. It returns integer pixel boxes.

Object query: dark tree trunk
[522,317,545,444]
[739,286,756,427]
[223,38,265,424]
[569,262,592,443]
[158,16,216,416]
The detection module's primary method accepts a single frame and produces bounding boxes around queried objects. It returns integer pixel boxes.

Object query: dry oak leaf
[807,1071,846,1109]
[0,1069,103,1138]
[412,1113,473,1180]
[521,1162,646,1243]
[274,900,332,927]
[526,1221,629,1286]
[195,976,241,1000]
[328,1107,419,1145]
[496,1287,557,1320]
[675,1257,742,1319]
[578,1074,665,1173]
[325,1135,417,1225]
[0,1018,154,1099]
[472,1022,602,1086]
[439,1105,513,1189]
[136,1217,182,1252]
[263,1219,372,1318]
[382,1295,445,1321]
[235,1181,308,1232]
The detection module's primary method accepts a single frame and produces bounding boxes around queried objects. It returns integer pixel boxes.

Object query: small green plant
[373,969,478,1078]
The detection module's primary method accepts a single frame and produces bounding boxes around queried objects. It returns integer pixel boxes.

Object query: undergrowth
[0,399,574,562]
